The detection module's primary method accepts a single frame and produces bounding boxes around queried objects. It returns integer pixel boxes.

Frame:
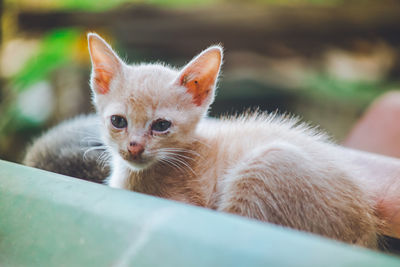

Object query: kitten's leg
[217,142,379,248]
[107,172,126,189]
[106,157,130,189]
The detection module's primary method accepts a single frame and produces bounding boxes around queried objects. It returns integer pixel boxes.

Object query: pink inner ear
[88,34,121,95]
[94,69,112,94]
[180,48,221,106]
[180,73,214,106]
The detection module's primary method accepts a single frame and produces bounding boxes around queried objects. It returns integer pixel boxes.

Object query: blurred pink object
[342,92,400,238]
[344,91,400,158]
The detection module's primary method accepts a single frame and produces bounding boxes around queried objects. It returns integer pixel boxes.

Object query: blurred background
[1,0,400,162]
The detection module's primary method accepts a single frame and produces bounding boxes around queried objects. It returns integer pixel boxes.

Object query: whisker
[191,137,211,149]
[83,146,107,160]
[169,157,196,175]
[160,149,201,157]
[157,151,196,175]
[97,150,111,170]
[159,157,185,174]
[80,136,104,144]
[159,151,195,161]
[156,147,203,160]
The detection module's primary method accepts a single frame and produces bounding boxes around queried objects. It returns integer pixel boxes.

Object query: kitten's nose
[128,142,144,158]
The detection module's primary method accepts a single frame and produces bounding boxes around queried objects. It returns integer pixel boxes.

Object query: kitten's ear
[177,45,223,106]
[87,33,123,95]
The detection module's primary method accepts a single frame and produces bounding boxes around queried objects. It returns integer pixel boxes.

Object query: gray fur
[23,114,109,184]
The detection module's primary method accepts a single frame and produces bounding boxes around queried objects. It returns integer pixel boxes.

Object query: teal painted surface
[0,160,400,267]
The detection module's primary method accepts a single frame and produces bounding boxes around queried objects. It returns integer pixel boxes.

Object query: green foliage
[303,72,399,105]
[0,28,82,139]
[40,0,212,11]
[22,0,343,12]
[147,0,214,7]
[12,28,81,92]
[57,0,139,11]
[256,0,344,4]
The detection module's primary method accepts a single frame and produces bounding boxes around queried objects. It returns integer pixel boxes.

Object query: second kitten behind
[24,114,109,183]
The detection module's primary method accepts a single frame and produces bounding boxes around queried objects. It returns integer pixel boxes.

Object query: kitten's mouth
[119,150,153,170]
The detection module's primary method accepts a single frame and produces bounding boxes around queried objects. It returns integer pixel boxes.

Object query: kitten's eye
[111,115,127,129]
[151,119,171,132]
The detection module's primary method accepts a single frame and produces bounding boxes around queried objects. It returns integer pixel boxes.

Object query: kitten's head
[87,33,222,170]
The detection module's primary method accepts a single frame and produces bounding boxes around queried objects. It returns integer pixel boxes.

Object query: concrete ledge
[0,160,399,266]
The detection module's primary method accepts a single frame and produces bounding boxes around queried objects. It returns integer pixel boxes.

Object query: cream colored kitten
[88,33,379,248]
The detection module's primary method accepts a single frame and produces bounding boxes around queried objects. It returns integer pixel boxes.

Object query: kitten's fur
[24,114,109,183]
[88,34,377,247]
[83,33,380,248]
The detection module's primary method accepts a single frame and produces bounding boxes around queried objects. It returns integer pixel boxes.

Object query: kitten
[86,33,380,248]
